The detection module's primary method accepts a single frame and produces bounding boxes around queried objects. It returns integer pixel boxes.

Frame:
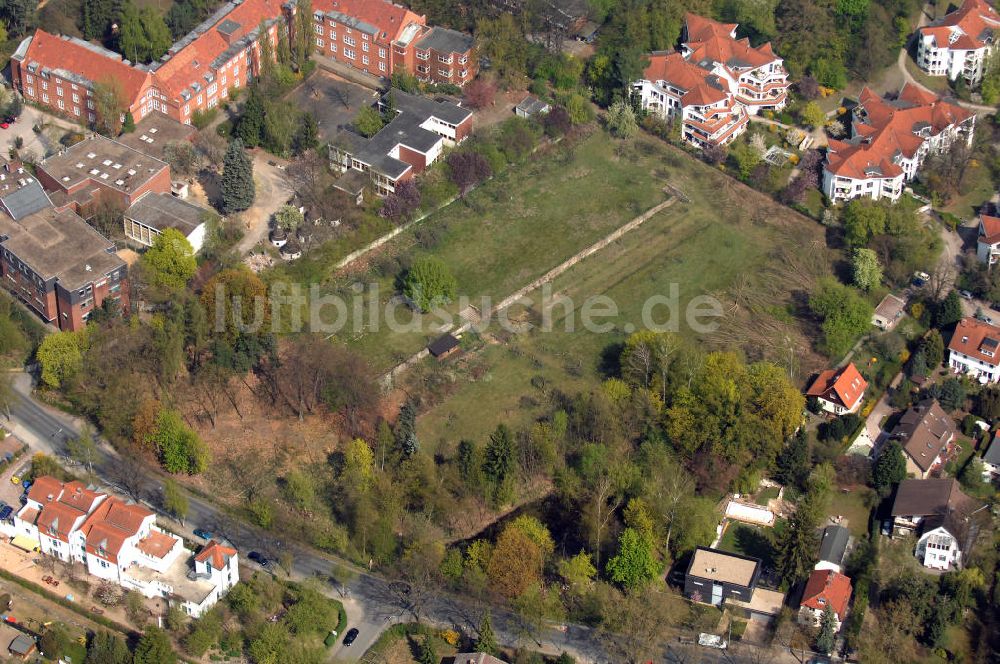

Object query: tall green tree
[132,627,177,664]
[221,138,255,213]
[402,256,457,312]
[483,423,515,505]
[475,611,499,655]
[872,440,906,495]
[85,631,131,664]
[236,85,265,148]
[605,527,659,590]
[816,603,837,654]
[935,291,963,329]
[151,409,209,474]
[37,330,84,388]
[82,0,113,39]
[162,477,189,523]
[852,248,882,291]
[67,424,98,476]
[294,0,314,66]
[92,76,127,136]
[142,228,197,290]
[921,330,945,369]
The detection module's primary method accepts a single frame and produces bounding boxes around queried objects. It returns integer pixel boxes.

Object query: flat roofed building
[36,134,171,213]
[0,206,127,331]
[684,546,761,606]
[125,192,209,252]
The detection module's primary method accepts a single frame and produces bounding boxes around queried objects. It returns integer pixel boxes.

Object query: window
[362,41,369,52]
[314,24,323,34]
[197,94,203,105]
[183,104,190,115]
[416,64,428,74]
[330,30,336,40]
[362,55,369,65]
[88,112,95,122]
[438,68,451,77]
[379,48,386,58]
[57,99,64,110]
[416,50,428,60]
[379,61,387,72]
[330,43,337,53]
[74,107,80,116]
[438,54,452,64]
[362,33,368,40]
[234,66,240,77]
[459,55,468,64]
[25,74,32,84]
[72,93,79,103]
[26,87,34,97]
[56,87,63,97]
[208,83,218,95]
[220,76,227,87]
[344,35,356,47]
[316,38,325,48]
[87,100,95,110]
[42,93,49,103]
[344,48,355,59]
[41,81,48,90]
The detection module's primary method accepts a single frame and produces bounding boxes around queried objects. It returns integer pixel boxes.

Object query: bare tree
[928,257,957,302]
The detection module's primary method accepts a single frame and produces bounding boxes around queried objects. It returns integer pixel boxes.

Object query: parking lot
[285,70,379,142]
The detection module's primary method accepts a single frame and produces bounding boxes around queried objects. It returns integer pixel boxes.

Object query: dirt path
[382,195,678,385]
[235,154,294,256]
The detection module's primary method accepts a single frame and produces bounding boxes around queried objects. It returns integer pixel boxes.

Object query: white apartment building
[11,477,237,617]
[822,85,975,204]
[916,0,1000,86]
[632,13,788,149]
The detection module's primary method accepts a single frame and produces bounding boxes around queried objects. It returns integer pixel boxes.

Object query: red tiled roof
[153,0,288,99]
[918,0,1000,51]
[26,476,64,504]
[806,363,868,411]
[684,13,778,71]
[313,0,425,43]
[801,569,852,618]
[195,540,238,570]
[642,52,730,107]
[136,530,178,559]
[80,497,152,563]
[980,214,1000,244]
[36,501,85,542]
[21,30,151,103]
[825,85,972,180]
[949,316,1000,367]
[58,481,104,514]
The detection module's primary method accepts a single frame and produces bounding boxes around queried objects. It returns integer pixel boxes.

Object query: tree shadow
[734,525,777,568]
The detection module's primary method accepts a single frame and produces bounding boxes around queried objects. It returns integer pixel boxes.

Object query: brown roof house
[890,399,956,479]
[872,293,906,331]
[890,478,984,570]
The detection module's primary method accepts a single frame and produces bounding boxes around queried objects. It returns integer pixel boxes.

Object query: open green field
[324,130,683,371]
[413,133,835,446]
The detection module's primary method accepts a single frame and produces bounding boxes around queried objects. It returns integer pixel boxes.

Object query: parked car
[21,480,32,491]
[960,290,974,300]
[0,505,13,521]
[912,271,930,287]
[698,633,727,649]
[192,528,213,540]
[343,628,359,646]
[9,475,19,485]
[247,551,271,568]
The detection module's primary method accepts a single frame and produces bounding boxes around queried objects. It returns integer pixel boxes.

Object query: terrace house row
[633,13,789,149]
[330,90,472,195]
[916,0,1000,86]
[11,0,477,128]
[822,84,975,204]
[10,477,239,616]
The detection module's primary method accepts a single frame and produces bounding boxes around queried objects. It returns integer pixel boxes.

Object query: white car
[698,633,727,649]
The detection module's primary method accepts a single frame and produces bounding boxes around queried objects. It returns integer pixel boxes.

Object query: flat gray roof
[0,206,124,289]
[416,27,473,55]
[39,135,169,195]
[117,112,196,160]
[126,192,208,236]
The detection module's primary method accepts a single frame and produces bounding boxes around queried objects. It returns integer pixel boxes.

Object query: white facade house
[11,477,237,618]
[948,316,1000,383]
[976,213,1000,265]
[124,192,209,253]
[916,0,1000,86]
[805,362,868,415]
[632,13,787,150]
[822,85,975,204]
[915,524,964,570]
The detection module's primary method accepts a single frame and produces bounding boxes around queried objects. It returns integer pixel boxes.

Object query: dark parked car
[0,504,12,521]
[247,551,271,568]
[343,628,359,646]
[192,528,213,540]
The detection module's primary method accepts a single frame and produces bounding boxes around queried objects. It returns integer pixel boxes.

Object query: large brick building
[11,0,477,127]
[311,0,475,86]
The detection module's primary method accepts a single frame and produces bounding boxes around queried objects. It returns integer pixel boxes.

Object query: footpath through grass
[323,130,677,372]
[416,137,833,445]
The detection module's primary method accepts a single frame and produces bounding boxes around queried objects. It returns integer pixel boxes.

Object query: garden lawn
[718,522,778,569]
[416,138,834,444]
[828,487,874,538]
[324,130,681,372]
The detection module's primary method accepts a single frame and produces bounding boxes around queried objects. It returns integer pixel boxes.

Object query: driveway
[235,154,294,256]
